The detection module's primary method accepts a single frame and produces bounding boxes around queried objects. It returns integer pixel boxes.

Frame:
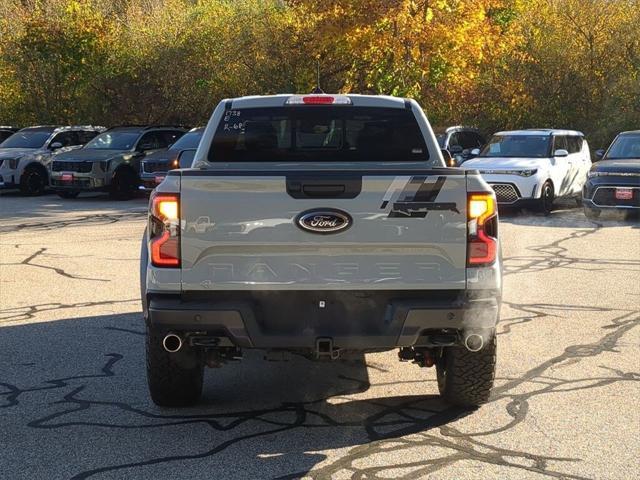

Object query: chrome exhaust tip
[464,334,484,352]
[162,333,183,353]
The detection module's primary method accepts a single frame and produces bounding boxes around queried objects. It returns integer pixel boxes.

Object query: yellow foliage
[0,0,636,144]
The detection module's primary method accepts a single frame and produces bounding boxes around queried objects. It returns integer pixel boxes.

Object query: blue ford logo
[296,209,352,234]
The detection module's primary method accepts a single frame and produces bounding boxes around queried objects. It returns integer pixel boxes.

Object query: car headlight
[7,158,21,169]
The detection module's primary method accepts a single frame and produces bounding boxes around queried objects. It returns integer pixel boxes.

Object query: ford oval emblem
[296,209,352,234]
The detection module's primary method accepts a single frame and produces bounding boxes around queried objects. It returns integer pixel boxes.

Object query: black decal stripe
[391,202,460,216]
[388,176,458,218]
[399,176,427,202]
[413,175,447,202]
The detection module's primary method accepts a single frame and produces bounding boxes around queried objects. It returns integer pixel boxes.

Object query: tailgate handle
[286,176,362,199]
[303,184,345,197]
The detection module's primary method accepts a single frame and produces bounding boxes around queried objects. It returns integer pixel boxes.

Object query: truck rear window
[209,107,429,163]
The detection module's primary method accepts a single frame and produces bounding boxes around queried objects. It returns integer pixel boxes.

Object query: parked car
[0,125,104,195]
[140,93,502,408]
[50,125,187,199]
[139,127,204,191]
[583,130,640,218]
[462,129,591,214]
[0,126,19,144]
[435,126,485,166]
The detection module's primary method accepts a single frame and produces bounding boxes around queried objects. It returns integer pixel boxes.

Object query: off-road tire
[537,181,555,215]
[436,334,497,407]
[57,190,80,199]
[19,165,47,196]
[146,324,204,407]
[110,168,138,200]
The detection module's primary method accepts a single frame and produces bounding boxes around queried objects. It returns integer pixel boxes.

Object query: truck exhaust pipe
[464,334,484,352]
[162,333,183,353]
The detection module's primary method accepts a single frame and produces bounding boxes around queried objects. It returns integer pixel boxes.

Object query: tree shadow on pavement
[0,190,149,224]
[0,313,470,480]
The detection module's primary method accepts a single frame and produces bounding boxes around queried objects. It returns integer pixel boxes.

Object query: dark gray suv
[139,127,204,191]
[50,126,187,199]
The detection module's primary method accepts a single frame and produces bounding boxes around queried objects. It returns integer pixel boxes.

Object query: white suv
[462,129,591,213]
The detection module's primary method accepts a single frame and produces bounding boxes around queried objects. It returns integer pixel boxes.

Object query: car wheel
[436,333,496,408]
[537,181,555,215]
[146,324,204,407]
[57,191,80,199]
[19,165,47,196]
[110,169,138,200]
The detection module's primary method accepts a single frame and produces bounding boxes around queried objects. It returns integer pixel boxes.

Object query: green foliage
[0,0,637,147]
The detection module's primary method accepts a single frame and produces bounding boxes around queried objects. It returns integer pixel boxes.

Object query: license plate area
[615,188,633,200]
[61,172,74,182]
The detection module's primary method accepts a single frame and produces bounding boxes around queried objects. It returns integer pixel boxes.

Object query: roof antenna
[311,58,324,94]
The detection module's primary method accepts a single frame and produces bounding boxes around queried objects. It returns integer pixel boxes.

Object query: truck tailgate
[179,169,468,291]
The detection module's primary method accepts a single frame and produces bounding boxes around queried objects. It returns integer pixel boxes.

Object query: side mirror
[177,148,197,168]
[471,148,481,156]
[595,149,605,160]
[449,145,463,154]
[554,149,569,157]
[50,142,63,150]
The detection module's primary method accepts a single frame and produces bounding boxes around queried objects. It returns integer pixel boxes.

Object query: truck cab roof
[495,129,584,137]
[228,94,409,109]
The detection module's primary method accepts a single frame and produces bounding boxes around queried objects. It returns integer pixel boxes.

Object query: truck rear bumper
[146,290,500,350]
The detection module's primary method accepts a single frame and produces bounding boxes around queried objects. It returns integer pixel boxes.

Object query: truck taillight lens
[149,192,180,267]
[467,193,497,266]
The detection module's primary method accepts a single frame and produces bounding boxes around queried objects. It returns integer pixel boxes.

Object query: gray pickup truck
[140,94,502,408]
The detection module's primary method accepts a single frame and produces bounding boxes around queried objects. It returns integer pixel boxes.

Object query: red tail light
[467,193,497,266]
[149,192,180,267]
[285,95,352,105]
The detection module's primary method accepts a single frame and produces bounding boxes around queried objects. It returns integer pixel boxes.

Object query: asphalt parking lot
[0,192,638,480]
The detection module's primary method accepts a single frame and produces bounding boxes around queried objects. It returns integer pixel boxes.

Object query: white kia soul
[462,129,591,213]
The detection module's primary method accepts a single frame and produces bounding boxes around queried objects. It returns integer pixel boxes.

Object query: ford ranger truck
[140,94,502,408]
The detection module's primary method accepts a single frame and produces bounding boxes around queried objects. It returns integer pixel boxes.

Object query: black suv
[583,130,640,218]
[139,127,204,191]
[50,126,187,199]
[435,126,485,166]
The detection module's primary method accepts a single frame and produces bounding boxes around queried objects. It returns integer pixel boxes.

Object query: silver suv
[0,125,104,195]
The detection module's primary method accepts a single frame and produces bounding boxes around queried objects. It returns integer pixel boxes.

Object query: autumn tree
[0,0,637,145]
[1,0,115,124]
[506,0,640,146]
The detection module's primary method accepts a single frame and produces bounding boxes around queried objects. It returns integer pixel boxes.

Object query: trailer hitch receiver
[315,337,340,360]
